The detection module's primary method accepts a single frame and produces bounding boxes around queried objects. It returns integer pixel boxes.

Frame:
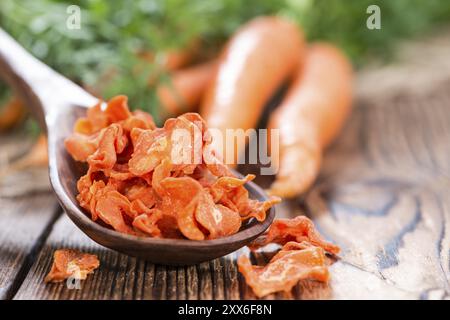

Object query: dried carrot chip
[159,177,205,240]
[124,181,156,209]
[249,216,340,254]
[133,209,163,237]
[166,114,203,174]
[104,163,134,181]
[157,213,184,239]
[239,196,281,222]
[129,128,168,175]
[238,217,340,298]
[44,249,99,283]
[151,159,172,197]
[85,102,109,133]
[87,124,126,170]
[214,177,280,222]
[64,132,98,162]
[202,130,234,177]
[122,112,156,132]
[73,118,94,135]
[104,95,132,122]
[94,189,134,234]
[195,191,241,239]
[132,110,157,129]
[209,174,255,202]
[237,244,329,298]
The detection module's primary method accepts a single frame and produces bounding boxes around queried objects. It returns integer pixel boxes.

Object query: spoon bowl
[0,29,275,265]
[52,109,274,264]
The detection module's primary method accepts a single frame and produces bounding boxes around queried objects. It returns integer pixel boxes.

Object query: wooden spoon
[0,29,275,265]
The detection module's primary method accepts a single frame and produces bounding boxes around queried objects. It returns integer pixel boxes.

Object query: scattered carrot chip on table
[249,216,340,254]
[238,216,340,298]
[44,249,99,283]
[64,95,280,240]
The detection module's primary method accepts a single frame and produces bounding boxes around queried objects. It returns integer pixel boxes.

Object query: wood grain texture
[0,190,59,300]
[13,214,274,300]
[304,89,450,299]
[0,131,58,301]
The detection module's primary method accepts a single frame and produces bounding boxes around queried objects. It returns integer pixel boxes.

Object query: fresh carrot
[267,43,353,198]
[156,60,217,118]
[200,16,305,164]
[0,95,26,131]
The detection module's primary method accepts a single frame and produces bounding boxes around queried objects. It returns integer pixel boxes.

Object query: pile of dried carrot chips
[65,95,279,240]
[62,95,340,297]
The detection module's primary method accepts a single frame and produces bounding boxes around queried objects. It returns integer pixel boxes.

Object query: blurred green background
[1,0,450,122]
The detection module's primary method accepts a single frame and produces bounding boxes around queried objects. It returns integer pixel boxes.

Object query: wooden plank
[0,192,59,300]
[0,194,58,299]
[13,214,245,300]
[0,131,59,300]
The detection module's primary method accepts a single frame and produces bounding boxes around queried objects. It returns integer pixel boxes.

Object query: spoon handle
[0,28,96,129]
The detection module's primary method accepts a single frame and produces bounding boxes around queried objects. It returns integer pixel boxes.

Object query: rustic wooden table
[0,35,449,300]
